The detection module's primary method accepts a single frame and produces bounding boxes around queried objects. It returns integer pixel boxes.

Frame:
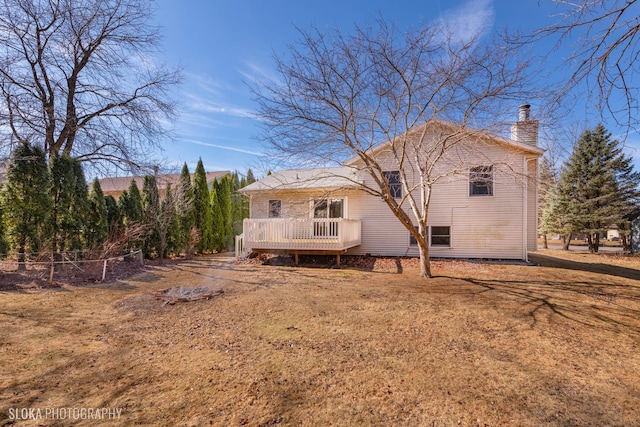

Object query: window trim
[268,199,282,218]
[469,165,494,197]
[409,226,452,248]
[430,226,451,247]
[383,170,402,199]
[309,197,347,219]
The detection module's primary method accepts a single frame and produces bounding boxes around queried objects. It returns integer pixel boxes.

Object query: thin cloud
[239,60,282,87]
[182,138,265,156]
[183,90,257,120]
[437,0,494,43]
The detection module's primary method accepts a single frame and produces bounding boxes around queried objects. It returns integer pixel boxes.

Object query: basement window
[430,226,451,247]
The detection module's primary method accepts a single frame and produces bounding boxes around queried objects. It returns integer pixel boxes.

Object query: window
[431,226,451,247]
[313,198,344,237]
[469,166,493,196]
[313,198,344,219]
[268,200,281,218]
[383,171,402,199]
[409,226,419,246]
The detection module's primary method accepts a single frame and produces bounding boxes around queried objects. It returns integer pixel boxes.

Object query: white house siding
[527,158,538,253]
[249,189,360,219]
[343,138,534,259]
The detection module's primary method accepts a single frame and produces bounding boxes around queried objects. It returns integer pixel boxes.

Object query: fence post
[49,251,54,285]
[102,259,108,282]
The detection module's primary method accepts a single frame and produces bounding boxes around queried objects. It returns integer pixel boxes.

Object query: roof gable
[344,118,544,166]
[239,167,361,193]
[99,170,230,197]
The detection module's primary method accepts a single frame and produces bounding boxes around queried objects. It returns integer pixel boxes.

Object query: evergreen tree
[119,180,144,225]
[142,175,161,258]
[0,198,8,257]
[176,163,194,252]
[161,183,180,259]
[210,180,224,251]
[230,171,246,238]
[2,142,51,268]
[246,168,256,184]
[117,179,144,252]
[555,124,640,252]
[86,178,109,250]
[104,195,121,236]
[192,159,213,253]
[68,160,90,250]
[538,156,559,249]
[216,176,233,250]
[49,154,89,252]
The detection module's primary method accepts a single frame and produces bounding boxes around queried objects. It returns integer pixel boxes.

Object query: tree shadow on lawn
[440,272,640,335]
[530,252,640,281]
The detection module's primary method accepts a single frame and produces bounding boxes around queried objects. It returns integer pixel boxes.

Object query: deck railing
[241,218,361,252]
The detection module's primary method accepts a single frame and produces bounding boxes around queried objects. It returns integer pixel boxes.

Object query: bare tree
[254,20,538,278]
[531,0,640,130]
[0,0,180,170]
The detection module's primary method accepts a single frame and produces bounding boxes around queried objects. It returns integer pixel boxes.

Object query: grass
[1,250,640,426]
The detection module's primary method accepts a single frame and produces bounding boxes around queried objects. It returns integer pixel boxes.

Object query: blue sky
[150,0,639,176]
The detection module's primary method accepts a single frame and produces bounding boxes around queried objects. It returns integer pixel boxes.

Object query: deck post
[294,252,299,265]
[336,253,340,266]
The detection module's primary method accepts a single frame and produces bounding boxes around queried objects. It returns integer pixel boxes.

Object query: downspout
[522,157,528,262]
[523,157,537,262]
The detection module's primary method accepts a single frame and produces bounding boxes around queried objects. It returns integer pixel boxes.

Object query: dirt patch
[154,286,224,306]
[1,252,639,426]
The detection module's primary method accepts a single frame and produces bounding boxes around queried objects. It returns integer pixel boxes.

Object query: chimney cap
[518,104,531,121]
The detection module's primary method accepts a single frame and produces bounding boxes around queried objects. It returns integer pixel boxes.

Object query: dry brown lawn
[1,250,640,426]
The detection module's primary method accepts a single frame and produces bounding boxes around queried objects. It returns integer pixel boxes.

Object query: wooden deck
[237,218,361,260]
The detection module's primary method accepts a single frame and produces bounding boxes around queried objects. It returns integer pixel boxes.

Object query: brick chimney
[510,104,538,146]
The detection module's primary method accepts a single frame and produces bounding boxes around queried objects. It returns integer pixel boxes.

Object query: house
[237,105,544,263]
[629,210,640,253]
[99,170,229,199]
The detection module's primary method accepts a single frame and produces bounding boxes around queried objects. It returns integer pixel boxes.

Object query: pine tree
[555,124,640,252]
[246,168,256,184]
[86,178,109,250]
[2,142,51,268]
[193,159,213,253]
[538,156,559,248]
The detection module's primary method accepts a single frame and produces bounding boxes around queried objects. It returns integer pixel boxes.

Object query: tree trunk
[586,234,601,253]
[17,246,26,271]
[417,242,432,278]
[622,234,630,252]
[542,234,548,249]
[562,233,572,250]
